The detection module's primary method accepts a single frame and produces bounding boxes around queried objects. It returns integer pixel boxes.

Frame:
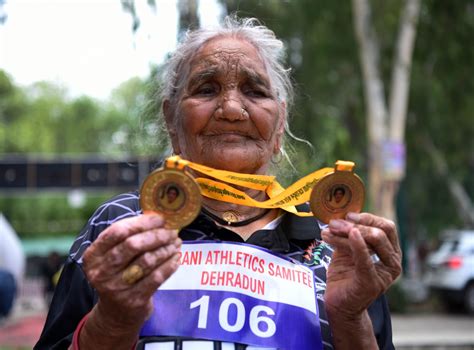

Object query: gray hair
[161,15,293,113]
[157,15,308,174]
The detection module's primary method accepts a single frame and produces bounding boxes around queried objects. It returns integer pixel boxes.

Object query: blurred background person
[40,251,62,307]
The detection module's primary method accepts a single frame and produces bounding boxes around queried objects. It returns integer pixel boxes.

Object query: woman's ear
[163,100,181,154]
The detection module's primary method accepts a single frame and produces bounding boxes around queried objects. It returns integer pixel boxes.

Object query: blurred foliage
[0,69,164,157]
[0,192,116,238]
[0,0,473,242]
[386,281,408,313]
[404,0,474,235]
[106,71,164,156]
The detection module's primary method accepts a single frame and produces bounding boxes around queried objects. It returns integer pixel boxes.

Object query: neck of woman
[201,190,278,241]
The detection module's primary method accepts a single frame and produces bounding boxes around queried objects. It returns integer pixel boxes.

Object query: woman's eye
[196,83,217,95]
[251,90,267,97]
[242,85,267,98]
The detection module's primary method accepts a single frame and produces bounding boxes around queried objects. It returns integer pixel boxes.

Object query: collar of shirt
[183,204,321,254]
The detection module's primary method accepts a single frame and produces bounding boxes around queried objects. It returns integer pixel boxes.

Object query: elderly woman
[35,16,401,350]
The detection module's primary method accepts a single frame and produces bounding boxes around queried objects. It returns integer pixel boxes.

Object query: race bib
[140,241,322,349]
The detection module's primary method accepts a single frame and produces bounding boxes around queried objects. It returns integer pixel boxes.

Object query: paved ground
[0,278,47,349]
[392,313,474,349]
[0,314,46,348]
[0,296,46,349]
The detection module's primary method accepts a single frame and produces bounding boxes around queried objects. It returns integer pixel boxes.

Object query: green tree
[0,73,144,156]
[9,81,68,153]
[106,74,164,156]
[0,70,28,152]
[403,0,474,232]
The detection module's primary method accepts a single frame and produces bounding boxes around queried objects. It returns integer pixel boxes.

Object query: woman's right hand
[80,214,181,346]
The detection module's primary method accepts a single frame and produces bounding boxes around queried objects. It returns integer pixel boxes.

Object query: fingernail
[329,219,345,230]
[346,212,360,223]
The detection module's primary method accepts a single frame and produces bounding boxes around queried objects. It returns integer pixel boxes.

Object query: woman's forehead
[189,36,267,75]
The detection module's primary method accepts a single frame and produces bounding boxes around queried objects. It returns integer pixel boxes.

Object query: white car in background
[424,229,474,313]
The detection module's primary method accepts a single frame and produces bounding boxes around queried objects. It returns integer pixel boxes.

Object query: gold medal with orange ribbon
[140,157,202,229]
[309,161,365,223]
[140,155,365,227]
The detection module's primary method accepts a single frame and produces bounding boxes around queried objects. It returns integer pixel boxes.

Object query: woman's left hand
[321,212,402,318]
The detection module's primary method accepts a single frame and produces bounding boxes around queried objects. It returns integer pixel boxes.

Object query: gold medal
[309,160,365,223]
[139,160,202,229]
[140,156,364,227]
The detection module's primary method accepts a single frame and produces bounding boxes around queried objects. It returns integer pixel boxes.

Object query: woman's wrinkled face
[164,36,285,174]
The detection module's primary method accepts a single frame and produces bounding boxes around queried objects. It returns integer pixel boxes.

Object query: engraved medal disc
[309,162,365,224]
[140,168,201,229]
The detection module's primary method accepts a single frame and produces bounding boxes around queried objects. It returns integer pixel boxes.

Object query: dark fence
[0,156,161,192]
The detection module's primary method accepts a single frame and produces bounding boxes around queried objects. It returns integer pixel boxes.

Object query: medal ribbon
[165,156,353,217]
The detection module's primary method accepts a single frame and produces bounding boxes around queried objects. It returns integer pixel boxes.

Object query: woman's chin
[199,150,268,174]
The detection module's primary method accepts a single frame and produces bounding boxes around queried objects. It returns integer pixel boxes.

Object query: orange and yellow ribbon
[165,155,355,217]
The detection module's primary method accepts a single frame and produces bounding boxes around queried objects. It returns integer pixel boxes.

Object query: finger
[104,228,179,272]
[89,239,182,295]
[92,214,166,256]
[328,219,389,256]
[347,212,401,254]
[129,252,181,299]
[354,225,401,270]
[327,219,353,237]
[321,229,352,253]
[120,238,182,287]
[348,227,375,273]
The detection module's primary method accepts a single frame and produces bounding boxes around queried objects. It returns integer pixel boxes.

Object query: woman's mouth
[204,130,254,142]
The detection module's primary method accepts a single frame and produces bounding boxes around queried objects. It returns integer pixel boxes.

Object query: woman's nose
[215,91,248,121]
